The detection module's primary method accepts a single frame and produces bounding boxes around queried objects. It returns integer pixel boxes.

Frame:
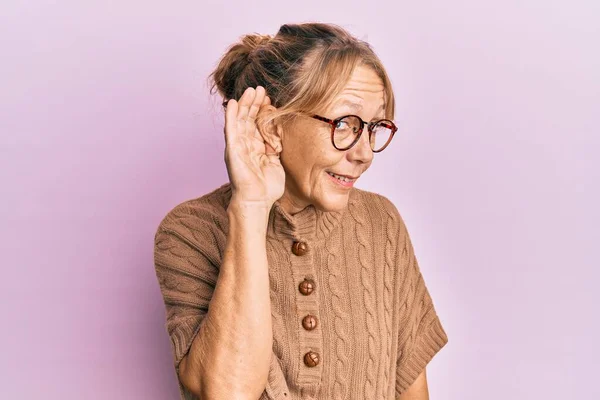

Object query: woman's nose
[348,129,374,164]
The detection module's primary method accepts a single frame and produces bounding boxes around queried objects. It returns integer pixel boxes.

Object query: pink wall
[1,1,598,398]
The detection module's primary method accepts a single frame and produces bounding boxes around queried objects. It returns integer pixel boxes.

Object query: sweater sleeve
[153,203,290,400]
[388,205,449,396]
[154,226,218,372]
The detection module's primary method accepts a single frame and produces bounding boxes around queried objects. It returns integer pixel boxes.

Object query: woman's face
[279,65,386,214]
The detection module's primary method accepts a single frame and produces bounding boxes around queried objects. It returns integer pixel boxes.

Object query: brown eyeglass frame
[311,114,398,153]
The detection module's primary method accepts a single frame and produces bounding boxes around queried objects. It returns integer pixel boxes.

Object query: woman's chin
[314,190,350,213]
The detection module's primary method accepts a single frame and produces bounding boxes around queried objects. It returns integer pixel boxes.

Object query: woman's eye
[335,120,349,129]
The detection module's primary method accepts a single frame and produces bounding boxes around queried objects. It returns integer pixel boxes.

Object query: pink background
[1,1,598,399]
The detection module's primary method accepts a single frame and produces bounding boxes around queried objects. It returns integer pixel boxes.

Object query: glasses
[311,114,398,152]
[221,98,398,152]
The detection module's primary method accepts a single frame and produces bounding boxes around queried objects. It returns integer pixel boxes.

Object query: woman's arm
[178,200,272,399]
[178,86,283,399]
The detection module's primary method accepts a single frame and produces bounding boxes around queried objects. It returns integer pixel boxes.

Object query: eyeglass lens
[334,116,393,151]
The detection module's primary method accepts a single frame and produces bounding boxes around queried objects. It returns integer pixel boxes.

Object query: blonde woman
[154,23,448,400]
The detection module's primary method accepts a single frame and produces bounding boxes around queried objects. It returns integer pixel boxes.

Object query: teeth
[328,172,353,182]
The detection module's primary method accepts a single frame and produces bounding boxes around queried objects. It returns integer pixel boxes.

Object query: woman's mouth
[326,171,357,188]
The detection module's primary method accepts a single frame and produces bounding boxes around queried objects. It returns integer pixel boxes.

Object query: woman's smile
[325,170,356,188]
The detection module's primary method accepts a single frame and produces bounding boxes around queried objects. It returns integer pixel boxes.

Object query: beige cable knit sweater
[154,183,448,399]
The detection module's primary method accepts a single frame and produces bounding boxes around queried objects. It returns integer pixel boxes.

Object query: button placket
[288,238,322,390]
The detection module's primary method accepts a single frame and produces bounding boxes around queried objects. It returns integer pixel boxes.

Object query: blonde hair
[209,23,395,128]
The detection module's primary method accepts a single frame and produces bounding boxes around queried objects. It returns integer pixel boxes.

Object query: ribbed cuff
[171,316,203,371]
[395,317,448,394]
[262,352,291,399]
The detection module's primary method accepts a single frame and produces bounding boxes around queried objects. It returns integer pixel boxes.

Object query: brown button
[292,241,308,256]
[303,351,320,367]
[298,278,315,295]
[302,314,318,330]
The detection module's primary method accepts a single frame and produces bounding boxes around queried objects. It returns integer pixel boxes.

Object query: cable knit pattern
[153,183,448,400]
[382,199,398,398]
[348,199,379,397]
[324,232,350,400]
[264,239,291,399]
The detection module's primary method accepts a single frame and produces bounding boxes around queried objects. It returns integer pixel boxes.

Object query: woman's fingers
[236,87,256,136]
[224,98,238,146]
[236,87,255,117]
[225,87,270,145]
[247,86,265,122]
[245,87,265,141]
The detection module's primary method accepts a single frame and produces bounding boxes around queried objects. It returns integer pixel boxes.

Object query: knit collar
[219,182,348,241]
[267,197,347,241]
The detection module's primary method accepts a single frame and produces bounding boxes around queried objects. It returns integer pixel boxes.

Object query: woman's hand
[224,86,285,208]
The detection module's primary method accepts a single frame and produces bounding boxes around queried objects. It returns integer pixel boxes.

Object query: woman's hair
[209,22,395,127]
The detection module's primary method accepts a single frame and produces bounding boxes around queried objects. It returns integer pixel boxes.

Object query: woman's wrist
[227,198,272,232]
[228,196,273,213]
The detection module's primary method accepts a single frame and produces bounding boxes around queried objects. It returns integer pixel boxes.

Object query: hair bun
[241,34,272,51]
[209,33,273,101]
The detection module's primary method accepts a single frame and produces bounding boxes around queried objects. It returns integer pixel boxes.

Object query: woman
[154,23,448,400]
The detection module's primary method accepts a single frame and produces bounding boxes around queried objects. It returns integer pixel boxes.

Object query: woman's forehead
[331,97,385,113]
[331,66,385,108]
[330,89,386,114]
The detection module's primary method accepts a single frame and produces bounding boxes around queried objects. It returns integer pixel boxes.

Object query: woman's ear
[257,105,283,154]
